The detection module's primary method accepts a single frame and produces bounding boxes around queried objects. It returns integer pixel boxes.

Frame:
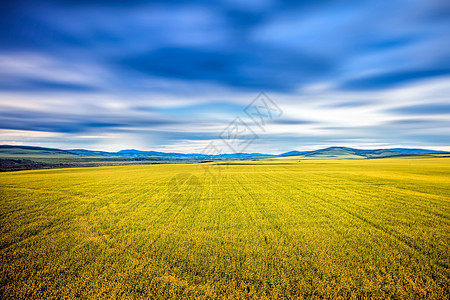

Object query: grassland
[0,157,449,299]
[0,148,166,172]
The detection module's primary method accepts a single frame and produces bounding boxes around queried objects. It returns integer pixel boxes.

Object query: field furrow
[0,158,449,299]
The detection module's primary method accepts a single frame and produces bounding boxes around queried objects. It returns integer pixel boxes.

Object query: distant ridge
[301,147,400,158]
[279,150,310,157]
[384,148,444,155]
[0,145,78,156]
[1,145,447,161]
[68,148,275,160]
[279,146,447,159]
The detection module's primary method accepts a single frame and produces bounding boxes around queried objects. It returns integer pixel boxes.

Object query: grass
[0,157,449,299]
[0,153,170,172]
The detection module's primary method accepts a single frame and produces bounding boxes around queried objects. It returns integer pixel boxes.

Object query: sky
[0,0,449,153]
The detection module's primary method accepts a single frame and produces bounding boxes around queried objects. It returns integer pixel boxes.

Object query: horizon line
[1,144,449,156]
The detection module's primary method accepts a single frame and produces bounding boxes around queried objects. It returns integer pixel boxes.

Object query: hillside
[276,147,448,160]
[0,145,163,172]
[304,147,402,159]
[1,145,448,171]
[0,145,78,157]
[68,149,275,160]
[275,147,402,160]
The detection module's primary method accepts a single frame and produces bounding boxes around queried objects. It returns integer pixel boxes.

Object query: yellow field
[1,157,449,299]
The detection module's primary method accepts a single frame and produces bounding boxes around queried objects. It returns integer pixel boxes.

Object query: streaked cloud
[0,0,449,152]
[387,104,450,115]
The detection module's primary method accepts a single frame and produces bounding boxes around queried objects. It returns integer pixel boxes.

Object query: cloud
[270,119,316,125]
[0,109,184,134]
[119,46,333,92]
[340,69,450,90]
[387,104,450,115]
[0,0,449,151]
[2,0,449,93]
[0,78,99,92]
[322,100,373,108]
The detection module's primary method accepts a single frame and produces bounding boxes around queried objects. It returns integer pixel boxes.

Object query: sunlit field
[1,157,449,299]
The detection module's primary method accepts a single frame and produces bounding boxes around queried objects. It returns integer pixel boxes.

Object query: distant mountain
[278,146,448,159]
[1,145,447,162]
[68,148,275,160]
[384,148,445,155]
[67,146,449,160]
[284,147,379,159]
[0,145,78,157]
[279,150,310,157]
[302,147,402,158]
[67,149,116,157]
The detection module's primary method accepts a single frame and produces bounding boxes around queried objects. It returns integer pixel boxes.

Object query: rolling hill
[0,145,79,157]
[277,147,447,160]
[68,149,275,160]
[276,147,398,160]
[1,145,448,171]
[302,147,401,159]
[0,145,163,172]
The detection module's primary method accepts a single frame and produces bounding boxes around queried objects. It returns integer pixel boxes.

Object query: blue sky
[0,0,449,153]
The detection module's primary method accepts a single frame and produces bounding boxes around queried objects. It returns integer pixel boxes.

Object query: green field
[1,157,449,299]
